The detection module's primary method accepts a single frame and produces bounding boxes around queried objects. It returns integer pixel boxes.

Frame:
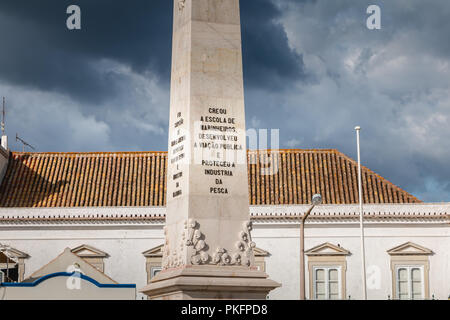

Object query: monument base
[140,265,281,300]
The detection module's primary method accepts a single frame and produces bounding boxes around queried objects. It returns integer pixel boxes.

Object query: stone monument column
[141,0,280,300]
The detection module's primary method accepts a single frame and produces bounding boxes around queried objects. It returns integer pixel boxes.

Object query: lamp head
[312,194,322,205]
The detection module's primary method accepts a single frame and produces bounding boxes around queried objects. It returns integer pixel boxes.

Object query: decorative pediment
[387,242,432,256]
[71,245,108,258]
[143,245,164,257]
[0,246,29,260]
[26,248,117,285]
[306,243,350,256]
[0,252,16,264]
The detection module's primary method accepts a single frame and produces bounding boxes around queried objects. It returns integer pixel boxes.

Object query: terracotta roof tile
[0,149,421,207]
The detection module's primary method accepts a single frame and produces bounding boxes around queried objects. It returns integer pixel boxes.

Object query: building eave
[0,203,447,226]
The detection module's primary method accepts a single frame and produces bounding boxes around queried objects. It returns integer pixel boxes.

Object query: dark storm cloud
[240,0,307,90]
[1,0,449,202]
[260,0,450,202]
[0,0,173,105]
[0,0,303,104]
[0,0,305,156]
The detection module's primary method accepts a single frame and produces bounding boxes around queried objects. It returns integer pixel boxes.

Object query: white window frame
[395,265,425,300]
[312,266,342,300]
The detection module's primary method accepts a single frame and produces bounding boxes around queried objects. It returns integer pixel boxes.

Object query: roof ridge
[12,151,166,156]
[11,149,341,156]
[248,148,339,153]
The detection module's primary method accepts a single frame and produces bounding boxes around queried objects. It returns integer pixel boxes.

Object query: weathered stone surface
[142,265,280,300]
[165,0,251,271]
[141,0,280,299]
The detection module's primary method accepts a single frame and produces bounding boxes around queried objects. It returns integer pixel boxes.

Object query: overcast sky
[0,0,449,202]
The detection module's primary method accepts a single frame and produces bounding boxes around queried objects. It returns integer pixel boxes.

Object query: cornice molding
[0,204,448,226]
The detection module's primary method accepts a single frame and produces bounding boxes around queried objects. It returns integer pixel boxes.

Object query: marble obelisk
[141,0,280,299]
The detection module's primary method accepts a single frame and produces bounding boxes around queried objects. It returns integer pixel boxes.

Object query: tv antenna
[1,97,5,135]
[16,133,35,152]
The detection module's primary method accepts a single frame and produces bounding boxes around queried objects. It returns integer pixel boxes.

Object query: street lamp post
[355,126,368,300]
[300,194,322,300]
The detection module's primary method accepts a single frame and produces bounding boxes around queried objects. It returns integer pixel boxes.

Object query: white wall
[0,225,164,300]
[1,219,448,300]
[0,145,8,184]
[0,276,136,300]
[253,222,450,300]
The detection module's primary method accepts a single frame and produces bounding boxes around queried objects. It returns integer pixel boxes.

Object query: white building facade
[1,204,448,300]
[0,147,448,300]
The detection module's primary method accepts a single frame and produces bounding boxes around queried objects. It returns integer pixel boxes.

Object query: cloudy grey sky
[0,0,449,202]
